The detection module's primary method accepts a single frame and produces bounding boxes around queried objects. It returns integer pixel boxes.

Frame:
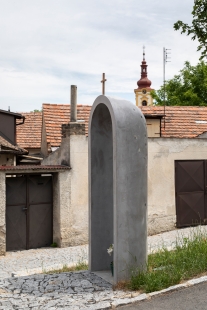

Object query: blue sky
[0,0,199,112]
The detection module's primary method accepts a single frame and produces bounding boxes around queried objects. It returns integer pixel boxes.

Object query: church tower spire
[134,46,154,107]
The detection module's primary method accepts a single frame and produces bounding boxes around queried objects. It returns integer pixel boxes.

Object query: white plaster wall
[69,135,88,246]
[54,136,207,242]
[34,135,207,248]
[53,171,71,247]
[43,132,88,247]
[42,137,70,167]
[0,172,5,255]
[148,138,207,235]
[52,135,88,247]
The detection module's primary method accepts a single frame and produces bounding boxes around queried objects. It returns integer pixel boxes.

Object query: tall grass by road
[128,228,207,293]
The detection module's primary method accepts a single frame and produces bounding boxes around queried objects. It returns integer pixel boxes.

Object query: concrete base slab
[94,270,114,284]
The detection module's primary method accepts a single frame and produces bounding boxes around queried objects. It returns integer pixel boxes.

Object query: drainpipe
[16,116,25,126]
[70,85,77,122]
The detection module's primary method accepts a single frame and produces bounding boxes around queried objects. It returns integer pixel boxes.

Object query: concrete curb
[106,275,207,309]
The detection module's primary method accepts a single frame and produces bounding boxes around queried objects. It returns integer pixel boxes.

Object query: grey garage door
[6,175,53,251]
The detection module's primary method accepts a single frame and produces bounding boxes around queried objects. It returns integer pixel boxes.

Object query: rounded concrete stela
[88,95,148,284]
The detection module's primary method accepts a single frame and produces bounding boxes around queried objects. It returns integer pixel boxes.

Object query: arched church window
[142,100,147,106]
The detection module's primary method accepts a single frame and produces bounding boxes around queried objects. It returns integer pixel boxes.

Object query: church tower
[134,46,154,107]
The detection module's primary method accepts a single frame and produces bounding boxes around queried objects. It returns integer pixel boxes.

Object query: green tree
[174,0,207,60]
[31,109,42,112]
[151,61,207,106]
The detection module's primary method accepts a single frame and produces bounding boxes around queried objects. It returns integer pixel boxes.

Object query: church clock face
[142,89,147,94]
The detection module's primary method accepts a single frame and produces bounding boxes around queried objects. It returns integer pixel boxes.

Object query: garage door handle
[22,208,27,210]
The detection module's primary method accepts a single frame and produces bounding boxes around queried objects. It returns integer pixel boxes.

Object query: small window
[142,100,147,106]
[146,118,161,137]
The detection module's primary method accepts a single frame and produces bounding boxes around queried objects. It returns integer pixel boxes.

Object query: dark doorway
[175,160,207,228]
[6,174,53,251]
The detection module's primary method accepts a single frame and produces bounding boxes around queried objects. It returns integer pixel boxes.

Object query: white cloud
[0,0,198,112]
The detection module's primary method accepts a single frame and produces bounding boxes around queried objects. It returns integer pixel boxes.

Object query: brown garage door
[6,174,53,251]
[175,160,207,228]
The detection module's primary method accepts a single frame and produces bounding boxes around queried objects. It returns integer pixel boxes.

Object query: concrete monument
[89,95,147,284]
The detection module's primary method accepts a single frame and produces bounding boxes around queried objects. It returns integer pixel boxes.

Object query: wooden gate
[175,160,207,228]
[6,175,53,251]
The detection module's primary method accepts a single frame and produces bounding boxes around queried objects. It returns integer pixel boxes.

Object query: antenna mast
[163,47,171,129]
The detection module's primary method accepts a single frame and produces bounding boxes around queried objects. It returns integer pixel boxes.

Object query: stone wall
[0,172,6,255]
[148,138,207,235]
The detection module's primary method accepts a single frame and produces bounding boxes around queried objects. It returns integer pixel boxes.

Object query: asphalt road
[119,282,207,310]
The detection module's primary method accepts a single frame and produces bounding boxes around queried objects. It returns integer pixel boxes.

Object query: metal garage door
[175,160,207,228]
[6,174,53,251]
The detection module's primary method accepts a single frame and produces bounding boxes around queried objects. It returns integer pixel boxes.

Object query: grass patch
[50,242,58,247]
[128,227,207,293]
[43,261,88,274]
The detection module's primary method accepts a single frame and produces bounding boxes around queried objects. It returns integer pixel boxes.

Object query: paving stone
[71,279,83,287]
[84,287,95,292]
[80,279,93,288]
[74,286,85,292]
[0,227,207,309]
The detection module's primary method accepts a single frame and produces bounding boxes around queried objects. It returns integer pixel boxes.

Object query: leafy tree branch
[174,0,207,60]
[151,61,207,106]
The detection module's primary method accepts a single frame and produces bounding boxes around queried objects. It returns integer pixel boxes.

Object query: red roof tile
[16,105,207,151]
[43,104,90,147]
[16,112,42,149]
[0,136,28,154]
[141,106,207,138]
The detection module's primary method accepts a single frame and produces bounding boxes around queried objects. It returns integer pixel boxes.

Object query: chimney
[70,85,77,122]
[62,84,85,141]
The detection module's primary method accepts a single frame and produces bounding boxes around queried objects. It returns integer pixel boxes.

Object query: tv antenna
[163,47,171,129]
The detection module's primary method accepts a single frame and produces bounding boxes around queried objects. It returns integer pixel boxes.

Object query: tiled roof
[0,165,71,171]
[16,112,42,149]
[141,106,207,138]
[43,104,91,147]
[0,136,28,154]
[16,105,207,151]
[44,105,207,146]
